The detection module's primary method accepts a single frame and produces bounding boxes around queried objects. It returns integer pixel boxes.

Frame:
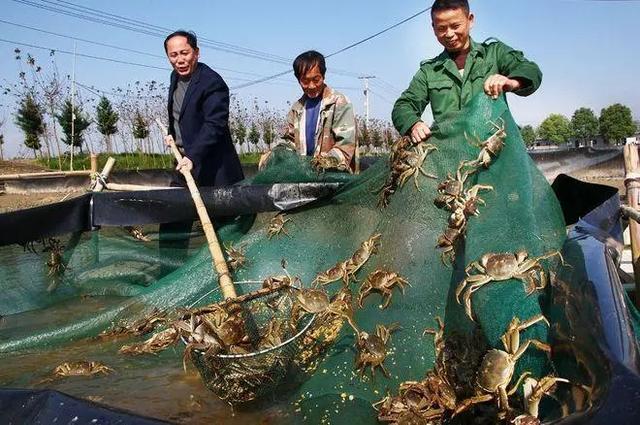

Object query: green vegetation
[37,152,262,170]
[520,125,536,146]
[538,114,572,144]
[571,107,599,145]
[599,103,636,143]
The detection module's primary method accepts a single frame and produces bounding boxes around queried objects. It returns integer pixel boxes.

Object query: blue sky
[0,0,639,157]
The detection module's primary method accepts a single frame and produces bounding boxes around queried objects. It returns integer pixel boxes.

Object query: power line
[231,7,430,90]
[11,0,292,65]
[0,19,285,79]
[326,7,429,58]
[0,38,169,71]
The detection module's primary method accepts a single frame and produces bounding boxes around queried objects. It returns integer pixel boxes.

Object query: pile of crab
[434,119,507,264]
[376,314,586,425]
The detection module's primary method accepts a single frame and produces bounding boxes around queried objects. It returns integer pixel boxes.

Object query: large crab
[458,184,493,217]
[395,142,438,190]
[465,118,507,168]
[453,314,551,418]
[97,308,168,339]
[267,213,290,239]
[456,250,564,321]
[310,154,351,173]
[357,269,410,309]
[346,233,382,277]
[312,260,349,287]
[346,320,399,378]
[124,226,151,242]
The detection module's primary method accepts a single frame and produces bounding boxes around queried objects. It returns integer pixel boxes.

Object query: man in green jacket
[392,0,542,143]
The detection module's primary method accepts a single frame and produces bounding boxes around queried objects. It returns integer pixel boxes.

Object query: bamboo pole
[623,144,640,307]
[90,154,98,174]
[0,170,94,180]
[92,157,116,193]
[155,119,237,299]
[105,182,174,191]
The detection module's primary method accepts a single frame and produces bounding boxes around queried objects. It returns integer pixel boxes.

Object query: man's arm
[392,67,431,139]
[188,76,231,162]
[327,99,356,165]
[490,41,542,97]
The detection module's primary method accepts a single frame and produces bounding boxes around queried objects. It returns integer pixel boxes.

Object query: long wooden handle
[155,119,237,299]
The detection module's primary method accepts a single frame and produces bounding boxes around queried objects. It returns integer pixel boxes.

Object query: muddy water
[0,233,296,424]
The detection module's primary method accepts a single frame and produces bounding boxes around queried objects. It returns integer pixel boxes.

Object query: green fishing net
[0,94,574,423]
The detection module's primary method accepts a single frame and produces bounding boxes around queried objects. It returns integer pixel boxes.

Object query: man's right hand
[410,121,432,143]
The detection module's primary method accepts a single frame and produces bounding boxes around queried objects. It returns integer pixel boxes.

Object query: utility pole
[70,41,76,171]
[358,76,376,126]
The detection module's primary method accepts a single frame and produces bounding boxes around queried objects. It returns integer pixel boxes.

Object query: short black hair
[431,0,470,17]
[293,50,326,80]
[164,30,198,53]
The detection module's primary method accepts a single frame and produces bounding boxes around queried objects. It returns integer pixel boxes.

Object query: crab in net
[456,250,565,321]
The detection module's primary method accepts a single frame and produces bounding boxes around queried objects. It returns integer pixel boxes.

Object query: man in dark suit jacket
[160,30,244,258]
[165,30,244,187]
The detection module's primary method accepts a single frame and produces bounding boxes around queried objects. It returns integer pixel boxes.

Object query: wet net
[0,94,600,423]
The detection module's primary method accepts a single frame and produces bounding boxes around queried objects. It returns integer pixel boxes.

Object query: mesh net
[0,94,618,423]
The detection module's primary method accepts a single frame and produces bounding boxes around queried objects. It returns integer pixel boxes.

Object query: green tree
[599,103,636,144]
[520,125,536,146]
[96,96,119,152]
[571,107,599,145]
[56,99,91,152]
[14,93,44,157]
[132,110,149,152]
[248,121,260,153]
[538,114,572,145]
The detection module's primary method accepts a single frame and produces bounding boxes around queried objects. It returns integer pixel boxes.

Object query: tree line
[1,50,400,168]
[520,105,638,148]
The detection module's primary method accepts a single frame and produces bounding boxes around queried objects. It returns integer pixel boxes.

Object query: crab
[346,233,382,277]
[357,269,410,309]
[267,213,290,238]
[198,303,249,348]
[437,226,465,266]
[97,308,167,339]
[459,184,494,217]
[43,238,66,276]
[124,226,151,242]
[310,154,351,173]
[348,322,400,378]
[51,361,114,378]
[522,375,569,418]
[434,162,472,211]
[465,118,507,168]
[312,261,349,287]
[224,242,247,272]
[396,143,438,190]
[453,314,551,418]
[119,326,180,355]
[259,319,288,349]
[456,250,564,320]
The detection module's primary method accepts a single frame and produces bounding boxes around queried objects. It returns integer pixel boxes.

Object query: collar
[292,84,338,113]
[431,38,485,70]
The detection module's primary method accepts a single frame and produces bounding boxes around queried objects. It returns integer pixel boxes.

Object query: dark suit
[160,63,243,263]
[168,62,244,186]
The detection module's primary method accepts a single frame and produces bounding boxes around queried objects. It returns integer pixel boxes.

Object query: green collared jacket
[392,38,542,135]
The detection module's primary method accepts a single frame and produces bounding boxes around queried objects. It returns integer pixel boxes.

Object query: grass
[37,151,262,171]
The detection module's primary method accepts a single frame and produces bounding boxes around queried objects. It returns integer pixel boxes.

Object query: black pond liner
[0,183,341,246]
[1,174,640,423]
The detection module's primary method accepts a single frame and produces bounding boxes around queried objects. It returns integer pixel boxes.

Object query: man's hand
[483,74,522,99]
[164,135,174,147]
[176,157,193,173]
[410,121,432,144]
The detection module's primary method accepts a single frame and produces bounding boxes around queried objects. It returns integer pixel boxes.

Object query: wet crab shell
[476,349,515,392]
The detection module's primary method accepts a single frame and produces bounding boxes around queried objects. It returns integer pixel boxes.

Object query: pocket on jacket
[428,79,455,118]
